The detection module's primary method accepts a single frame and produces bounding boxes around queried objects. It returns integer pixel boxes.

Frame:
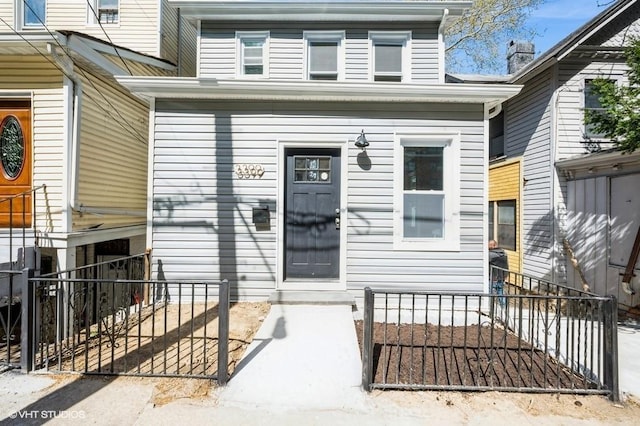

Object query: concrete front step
[268,290,355,306]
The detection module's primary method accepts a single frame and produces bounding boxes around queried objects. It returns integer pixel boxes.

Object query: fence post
[362,287,374,391]
[603,296,620,402]
[217,279,230,385]
[20,268,35,372]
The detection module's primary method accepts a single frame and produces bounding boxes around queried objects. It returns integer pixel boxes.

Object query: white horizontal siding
[556,60,627,161]
[45,0,160,57]
[199,22,441,82]
[505,68,554,280]
[152,100,485,297]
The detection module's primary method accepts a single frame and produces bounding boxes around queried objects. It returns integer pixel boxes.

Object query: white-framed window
[369,31,411,82]
[19,0,46,28]
[394,133,460,251]
[304,31,345,81]
[584,78,611,139]
[88,0,119,25]
[236,31,269,77]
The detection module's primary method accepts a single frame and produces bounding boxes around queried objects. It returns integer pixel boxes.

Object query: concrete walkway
[218,304,365,411]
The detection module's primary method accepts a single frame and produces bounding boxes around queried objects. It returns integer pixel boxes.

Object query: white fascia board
[117,76,522,104]
[556,149,640,170]
[65,34,130,76]
[168,1,472,21]
[72,35,176,72]
[0,31,67,53]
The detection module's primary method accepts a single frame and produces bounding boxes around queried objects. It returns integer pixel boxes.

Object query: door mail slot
[252,206,270,224]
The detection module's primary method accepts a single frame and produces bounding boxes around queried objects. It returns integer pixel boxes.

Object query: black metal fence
[20,271,230,384]
[0,270,21,367]
[361,282,619,401]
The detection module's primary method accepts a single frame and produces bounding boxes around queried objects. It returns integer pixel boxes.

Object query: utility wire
[8,2,149,145]
[85,0,135,76]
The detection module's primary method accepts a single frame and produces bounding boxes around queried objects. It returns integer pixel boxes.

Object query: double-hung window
[236,32,269,77]
[21,0,46,28]
[584,79,611,139]
[394,134,460,251]
[304,31,344,81]
[370,32,410,82]
[88,0,119,25]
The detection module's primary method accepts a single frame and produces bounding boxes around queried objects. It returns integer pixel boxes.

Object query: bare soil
[355,320,591,390]
[50,302,270,379]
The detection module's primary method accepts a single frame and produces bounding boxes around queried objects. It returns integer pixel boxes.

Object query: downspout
[177,8,182,76]
[48,44,82,230]
[438,8,449,84]
[550,63,559,283]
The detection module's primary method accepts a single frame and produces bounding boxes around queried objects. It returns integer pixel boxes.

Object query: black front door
[285,148,341,279]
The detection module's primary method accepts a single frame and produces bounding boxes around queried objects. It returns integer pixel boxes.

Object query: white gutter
[438,8,449,84]
[169,1,472,21]
[48,43,82,231]
[117,77,523,104]
[49,43,147,219]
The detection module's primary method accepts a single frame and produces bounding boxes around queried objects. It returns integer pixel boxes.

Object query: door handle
[335,208,340,229]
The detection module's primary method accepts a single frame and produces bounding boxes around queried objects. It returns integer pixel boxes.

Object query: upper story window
[304,31,345,81]
[369,32,411,82]
[21,0,46,28]
[394,134,460,251]
[236,31,269,77]
[584,79,610,139]
[489,110,505,160]
[88,0,119,25]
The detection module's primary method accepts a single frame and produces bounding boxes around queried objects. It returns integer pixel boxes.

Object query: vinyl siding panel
[160,0,197,76]
[45,0,160,57]
[73,69,148,230]
[152,100,484,297]
[504,69,554,280]
[556,60,627,161]
[199,22,440,82]
[489,160,522,274]
[0,56,65,235]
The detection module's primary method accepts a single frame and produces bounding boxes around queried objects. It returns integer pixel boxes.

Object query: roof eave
[168,1,472,22]
[509,0,637,84]
[116,77,522,104]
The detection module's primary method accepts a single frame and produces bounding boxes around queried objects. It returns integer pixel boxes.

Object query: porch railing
[361,286,619,401]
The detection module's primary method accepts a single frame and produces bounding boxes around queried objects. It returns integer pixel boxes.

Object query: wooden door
[0,102,32,227]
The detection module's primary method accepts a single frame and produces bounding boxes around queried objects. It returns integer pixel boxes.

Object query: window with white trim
[20,0,46,28]
[304,31,344,81]
[236,32,269,77]
[88,0,119,25]
[584,78,611,139]
[394,134,460,251]
[369,32,410,82]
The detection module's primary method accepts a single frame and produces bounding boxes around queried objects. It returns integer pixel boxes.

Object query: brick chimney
[507,40,535,74]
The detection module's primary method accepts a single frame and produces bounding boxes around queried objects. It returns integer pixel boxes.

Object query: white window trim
[393,133,460,251]
[17,0,46,30]
[369,31,411,83]
[87,0,120,26]
[303,30,345,81]
[235,31,270,78]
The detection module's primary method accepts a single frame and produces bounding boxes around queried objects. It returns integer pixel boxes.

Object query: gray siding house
[119,0,521,303]
[491,0,640,311]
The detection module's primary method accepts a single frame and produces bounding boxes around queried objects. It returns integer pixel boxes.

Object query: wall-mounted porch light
[355,129,369,150]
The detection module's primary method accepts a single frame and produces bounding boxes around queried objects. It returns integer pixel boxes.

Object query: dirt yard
[51,302,270,378]
[355,320,594,390]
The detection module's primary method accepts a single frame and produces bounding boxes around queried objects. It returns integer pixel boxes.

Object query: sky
[527,0,611,56]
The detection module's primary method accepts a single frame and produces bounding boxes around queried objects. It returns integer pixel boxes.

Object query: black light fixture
[354,129,369,150]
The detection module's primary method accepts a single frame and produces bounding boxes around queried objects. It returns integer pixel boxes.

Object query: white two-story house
[118,0,521,304]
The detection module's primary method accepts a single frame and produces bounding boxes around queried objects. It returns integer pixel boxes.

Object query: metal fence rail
[361,287,619,401]
[20,270,230,384]
[0,270,21,367]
